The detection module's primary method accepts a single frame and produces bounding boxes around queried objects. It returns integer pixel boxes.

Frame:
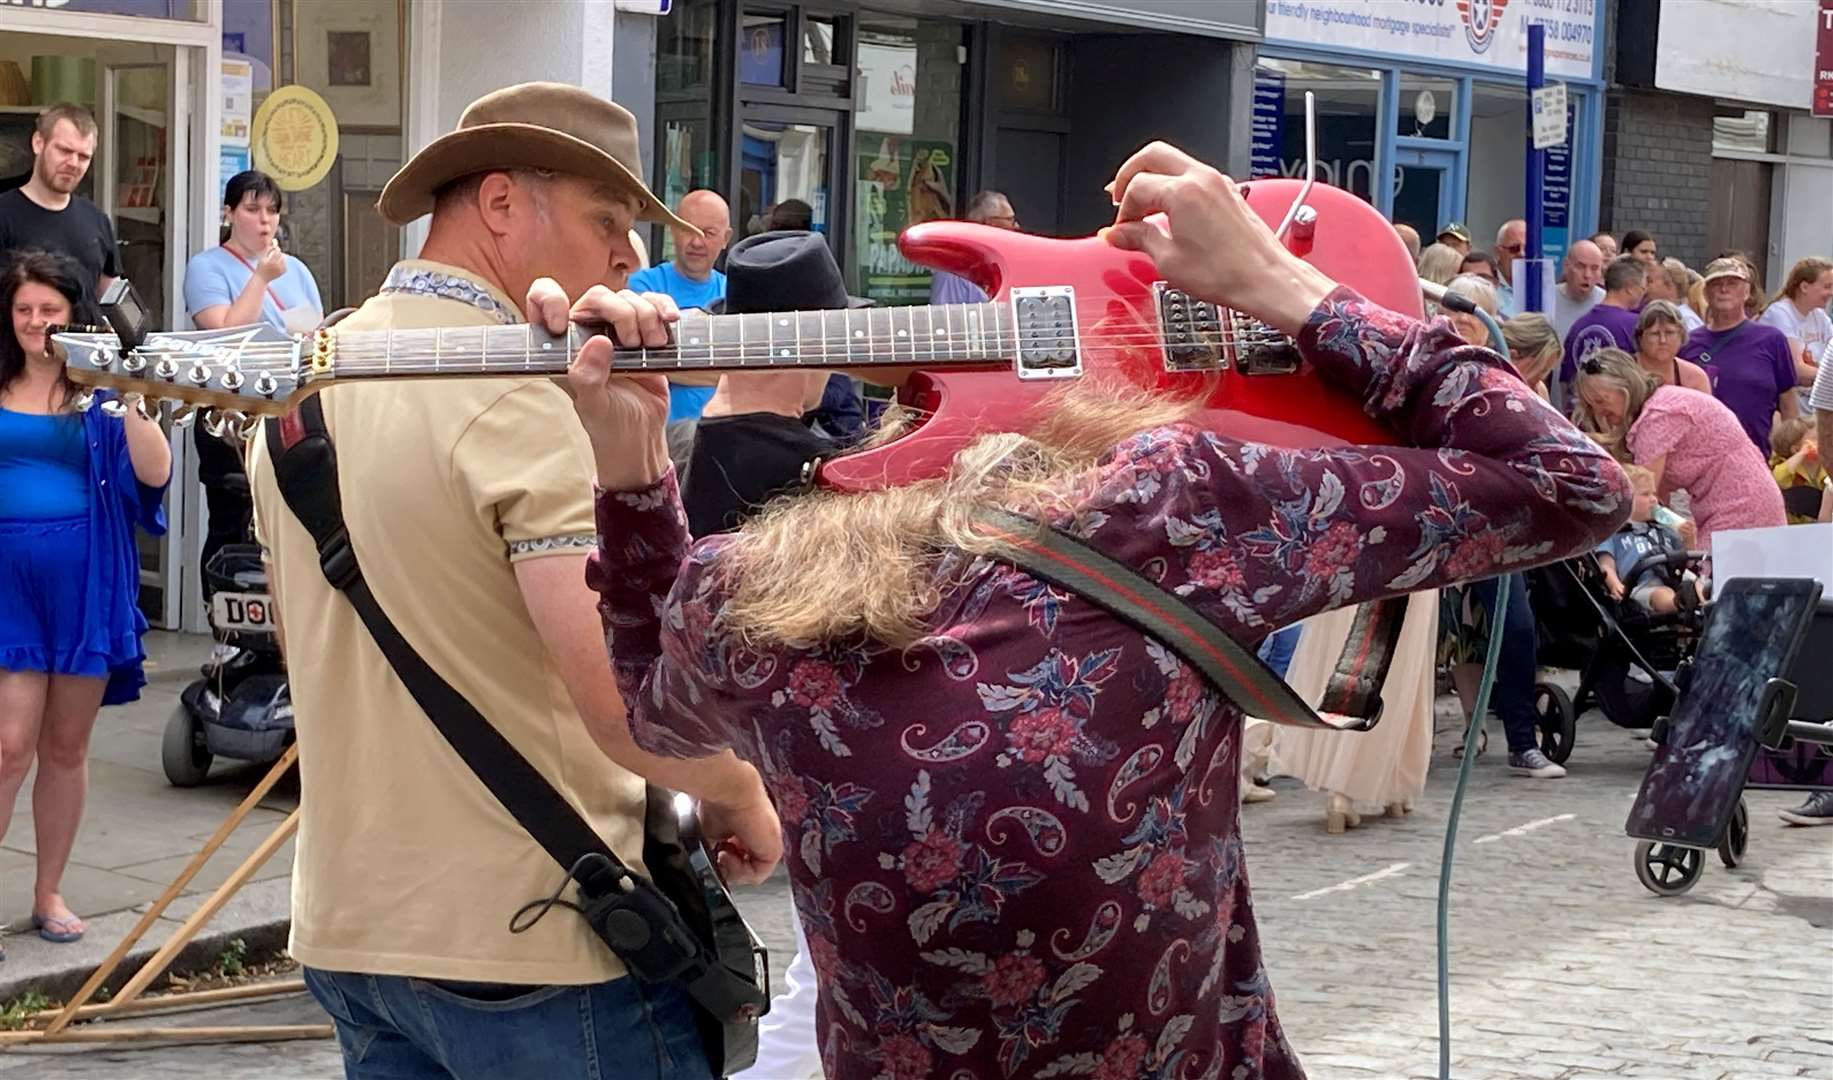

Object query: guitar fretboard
[326,302,1014,379]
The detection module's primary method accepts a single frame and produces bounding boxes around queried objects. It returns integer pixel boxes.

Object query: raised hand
[524,278,678,490]
[1102,141,1334,337]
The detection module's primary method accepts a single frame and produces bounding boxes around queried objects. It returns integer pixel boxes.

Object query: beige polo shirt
[248,260,644,985]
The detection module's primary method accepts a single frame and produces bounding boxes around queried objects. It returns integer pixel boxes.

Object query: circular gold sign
[251,86,338,192]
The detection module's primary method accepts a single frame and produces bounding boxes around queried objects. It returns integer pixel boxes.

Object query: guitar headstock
[51,323,320,421]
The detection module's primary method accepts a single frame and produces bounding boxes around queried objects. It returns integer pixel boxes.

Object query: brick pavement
[5,696,1829,1078]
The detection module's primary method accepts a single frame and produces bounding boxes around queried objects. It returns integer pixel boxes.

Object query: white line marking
[1290,862,1409,901]
[1473,813,1576,845]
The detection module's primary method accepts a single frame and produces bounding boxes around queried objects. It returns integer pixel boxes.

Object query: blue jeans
[303,967,714,1080]
[1471,573,1541,754]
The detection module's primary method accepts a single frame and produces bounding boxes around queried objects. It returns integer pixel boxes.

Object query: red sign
[1818,0,1833,118]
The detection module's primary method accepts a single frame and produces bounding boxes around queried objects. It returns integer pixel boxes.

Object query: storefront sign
[1656,0,1820,110]
[857,40,916,135]
[855,136,955,305]
[1264,0,1598,80]
[1815,0,1833,118]
[219,144,251,198]
[1250,68,1284,178]
[252,85,338,192]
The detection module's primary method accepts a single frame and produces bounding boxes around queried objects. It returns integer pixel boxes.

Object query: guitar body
[817,179,1421,493]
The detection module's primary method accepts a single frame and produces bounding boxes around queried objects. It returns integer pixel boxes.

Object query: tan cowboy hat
[377,81,694,232]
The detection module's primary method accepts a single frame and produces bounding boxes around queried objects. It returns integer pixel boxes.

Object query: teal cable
[1438,577,1510,1078]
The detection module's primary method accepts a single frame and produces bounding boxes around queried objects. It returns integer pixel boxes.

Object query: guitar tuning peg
[252,371,279,397]
[88,349,114,370]
[101,398,128,418]
[202,410,227,438]
[220,369,245,391]
[171,404,198,427]
[186,361,212,386]
[153,357,178,380]
[128,394,151,419]
[121,353,147,374]
[72,390,97,412]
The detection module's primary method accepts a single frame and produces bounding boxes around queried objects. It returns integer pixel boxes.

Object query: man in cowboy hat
[246,82,778,1078]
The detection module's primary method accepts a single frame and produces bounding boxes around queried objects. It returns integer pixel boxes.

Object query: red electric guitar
[52,179,1418,486]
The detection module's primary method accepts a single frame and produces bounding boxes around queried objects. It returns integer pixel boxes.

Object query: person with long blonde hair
[557,142,1630,1079]
[1573,347,1782,550]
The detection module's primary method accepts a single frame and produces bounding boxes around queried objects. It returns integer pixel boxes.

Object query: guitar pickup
[1154,283,1226,372]
[1223,311,1303,375]
[1010,286,1082,381]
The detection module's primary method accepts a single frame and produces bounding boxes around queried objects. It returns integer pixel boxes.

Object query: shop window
[852,15,966,304]
[658,0,718,93]
[1250,59,1380,203]
[804,16,841,67]
[1785,114,1831,159]
[1399,76,1456,141]
[740,13,788,87]
[738,120,831,235]
[1465,84,1528,254]
[1713,109,1775,155]
[997,35,1058,112]
[658,117,718,262]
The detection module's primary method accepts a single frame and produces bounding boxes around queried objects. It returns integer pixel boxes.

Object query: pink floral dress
[1626,384,1787,548]
[586,288,1629,1080]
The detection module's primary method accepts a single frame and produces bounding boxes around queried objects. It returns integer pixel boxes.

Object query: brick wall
[1599,88,1715,269]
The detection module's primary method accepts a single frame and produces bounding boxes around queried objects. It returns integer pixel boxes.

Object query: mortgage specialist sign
[1265,0,1600,81]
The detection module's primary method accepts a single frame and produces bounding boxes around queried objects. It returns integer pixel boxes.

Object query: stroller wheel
[1717,798,1749,868]
[1634,841,1703,896]
[1534,683,1577,764]
[162,704,214,787]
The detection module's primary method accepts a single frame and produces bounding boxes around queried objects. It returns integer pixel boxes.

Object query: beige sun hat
[377,81,694,233]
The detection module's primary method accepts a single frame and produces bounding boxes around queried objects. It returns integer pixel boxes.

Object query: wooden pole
[44,744,299,1036]
[27,978,307,1026]
[106,808,301,1011]
[0,1024,332,1046]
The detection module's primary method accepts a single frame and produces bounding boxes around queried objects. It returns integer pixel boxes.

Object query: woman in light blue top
[183,170,323,335]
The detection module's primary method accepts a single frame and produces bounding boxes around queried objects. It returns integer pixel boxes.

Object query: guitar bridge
[1154,283,1226,372]
[1010,286,1082,381]
[1223,311,1303,375]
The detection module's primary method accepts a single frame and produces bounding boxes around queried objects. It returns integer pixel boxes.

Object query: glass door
[735,109,841,246]
[1391,147,1457,248]
[100,57,181,628]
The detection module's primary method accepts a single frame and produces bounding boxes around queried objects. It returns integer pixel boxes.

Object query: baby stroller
[1524,543,1708,764]
[163,543,293,786]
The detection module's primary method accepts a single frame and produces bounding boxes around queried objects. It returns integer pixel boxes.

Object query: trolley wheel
[1718,798,1750,868]
[1534,682,1577,764]
[1634,841,1704,896]
[162,704,213,788]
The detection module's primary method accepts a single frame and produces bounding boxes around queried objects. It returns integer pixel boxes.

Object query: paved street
[3,676,1828,1079]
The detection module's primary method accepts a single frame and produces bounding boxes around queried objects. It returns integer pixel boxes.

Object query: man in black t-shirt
[0,103,118,288]
[680,231,863,538]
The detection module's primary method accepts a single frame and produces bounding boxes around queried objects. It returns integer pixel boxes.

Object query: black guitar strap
[262,399,762,1067]
[971,509,1384,731]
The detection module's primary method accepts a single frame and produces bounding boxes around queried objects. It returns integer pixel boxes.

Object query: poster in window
[856,136,955,305]
[294,0,401,129]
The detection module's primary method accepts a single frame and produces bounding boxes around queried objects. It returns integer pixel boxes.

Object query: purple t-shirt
[1561,303,1639,382]
[1679,319,1796,453]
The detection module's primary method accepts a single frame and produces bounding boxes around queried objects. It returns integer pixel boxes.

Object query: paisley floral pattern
[584,288,1629,1079]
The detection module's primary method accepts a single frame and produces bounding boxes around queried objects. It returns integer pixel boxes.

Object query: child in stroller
[1525,468,1708,760]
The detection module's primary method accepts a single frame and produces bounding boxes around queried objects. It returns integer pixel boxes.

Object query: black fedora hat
[708,230,872,314]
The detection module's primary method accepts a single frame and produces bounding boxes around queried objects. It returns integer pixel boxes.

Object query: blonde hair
[718,381,1206,648]
[1772,256,1833,307]
[1621,462,1656,494]
[1418,243,1463,287]
[1770,416,1811,460]
[1572,347,1661,458]
[1501,312,1558,369]
[1634,299,1686,345]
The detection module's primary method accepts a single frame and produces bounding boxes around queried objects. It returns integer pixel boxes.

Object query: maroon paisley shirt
[585,288,1629,1080]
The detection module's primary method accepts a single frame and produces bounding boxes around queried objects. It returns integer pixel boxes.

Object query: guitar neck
[324,302,1014,380]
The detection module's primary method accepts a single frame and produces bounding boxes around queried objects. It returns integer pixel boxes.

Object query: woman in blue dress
[0,251,170,950]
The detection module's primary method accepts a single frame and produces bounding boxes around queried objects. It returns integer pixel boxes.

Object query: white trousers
[749,903,821,1079]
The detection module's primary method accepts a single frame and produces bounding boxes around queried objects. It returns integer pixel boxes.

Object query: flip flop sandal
[31,912,84,943]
